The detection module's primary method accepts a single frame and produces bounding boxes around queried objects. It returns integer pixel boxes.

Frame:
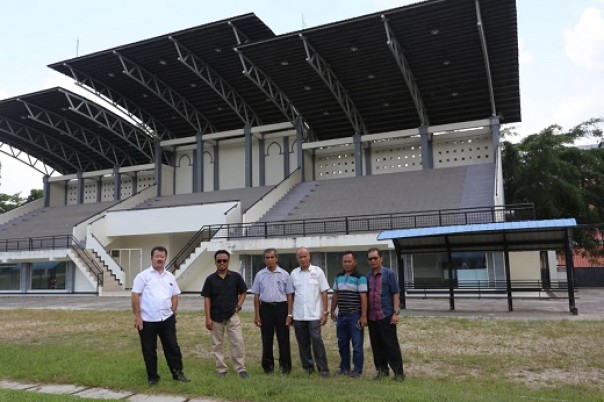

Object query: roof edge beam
[382,15,429,126]
[170,37,261,127]
[300,34,368,135]
[113,51,216,134]
[59,89,155,160]
[59,63,172,139]
[475,0,497,117]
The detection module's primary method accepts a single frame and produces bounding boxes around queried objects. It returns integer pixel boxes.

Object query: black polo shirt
[201,270,247,322]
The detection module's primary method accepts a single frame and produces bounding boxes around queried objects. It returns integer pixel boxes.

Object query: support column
[194,133,203,193]
[420,126,433,169]
[96,177,102,203]
[259,135,265,186]
[43,174,50,208]
[113,165,121,201]
[283,136,290,178]
[365,142,372,175]
[132,172,138,196]
[244,126,252,187]
[295,117,304,181]
[353,133,362,176]
[77,171,84,205]
[490,115,501,152]
[214,143,220,191]
[154,140,162,196]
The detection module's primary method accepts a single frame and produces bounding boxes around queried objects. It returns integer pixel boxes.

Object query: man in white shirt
[131,246,190,386]
[286,247,330,377]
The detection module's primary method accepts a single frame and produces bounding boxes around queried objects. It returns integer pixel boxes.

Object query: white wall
[104,202,238,236]
[219,139,245,189]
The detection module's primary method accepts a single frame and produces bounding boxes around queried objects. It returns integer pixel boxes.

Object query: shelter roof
[377,219,577,253]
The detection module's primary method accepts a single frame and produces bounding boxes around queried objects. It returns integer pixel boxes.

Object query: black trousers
[367,316,404,375]
[259,302,291,373]
[138,314,184,380]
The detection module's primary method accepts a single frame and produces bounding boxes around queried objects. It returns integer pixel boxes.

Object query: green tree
[502,118,604,258]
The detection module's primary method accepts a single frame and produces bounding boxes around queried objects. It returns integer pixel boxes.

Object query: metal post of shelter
[565,228,579,315]
[445,238,455,310]
[504,243,513,311]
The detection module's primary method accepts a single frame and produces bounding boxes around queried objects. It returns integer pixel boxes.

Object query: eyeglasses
[216,259,229,264]
[368,256,380,261]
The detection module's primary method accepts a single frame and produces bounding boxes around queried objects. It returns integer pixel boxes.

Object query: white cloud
[518,37,534,64]
[564,7,604,70]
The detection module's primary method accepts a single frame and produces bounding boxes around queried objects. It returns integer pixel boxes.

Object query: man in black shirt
[201,250,249,378]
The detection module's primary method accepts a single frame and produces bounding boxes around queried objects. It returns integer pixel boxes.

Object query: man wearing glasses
[366,248,405,381]
[201,250,249,378]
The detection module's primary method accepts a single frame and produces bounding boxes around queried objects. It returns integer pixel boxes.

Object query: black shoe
[373,371,389,380]
[394,373,405,382]
[216,372,227,378]
[172,372,191,383]
[148,378,159,386]
[350,372,362,378]
[238,371,249,379]
[319,371,330,378]
[304,368,315,375]
[337,370,350,376]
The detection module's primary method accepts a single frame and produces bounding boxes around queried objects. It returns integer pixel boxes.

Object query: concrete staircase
[259,181,318,222]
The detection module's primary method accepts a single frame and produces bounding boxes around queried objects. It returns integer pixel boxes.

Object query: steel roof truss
[382,16,429,126]
[114,51,216,135]
[0,117,93,172]
[170,37,261,127]
[60,89,155,159]
[62,63,171,139]
[19,100,134,166]
[229,21,304,132]
[0,142,55,176]
[300,35,368,135]
[235,49,303,128]
[475,0,497,117]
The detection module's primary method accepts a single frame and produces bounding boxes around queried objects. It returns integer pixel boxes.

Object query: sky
[1,0,603,196]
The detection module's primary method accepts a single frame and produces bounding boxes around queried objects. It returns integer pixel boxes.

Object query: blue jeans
[336,311,364,374]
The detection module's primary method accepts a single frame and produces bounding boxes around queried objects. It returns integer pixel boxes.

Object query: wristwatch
[236,305,242,311]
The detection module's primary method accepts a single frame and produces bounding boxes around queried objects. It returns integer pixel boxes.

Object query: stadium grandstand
[0,0,579,313]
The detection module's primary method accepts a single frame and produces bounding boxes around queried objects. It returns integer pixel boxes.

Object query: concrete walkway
[0,379,215,401]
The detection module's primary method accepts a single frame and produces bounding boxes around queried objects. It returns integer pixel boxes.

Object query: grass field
[0,309,603,401]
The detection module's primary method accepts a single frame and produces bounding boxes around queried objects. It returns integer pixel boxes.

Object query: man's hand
[205,316,213,331]
[134,316,143,330]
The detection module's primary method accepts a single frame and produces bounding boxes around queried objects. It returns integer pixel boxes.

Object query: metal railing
[0,235,104,287]
[202,203,534,240]
[166,203,534,272]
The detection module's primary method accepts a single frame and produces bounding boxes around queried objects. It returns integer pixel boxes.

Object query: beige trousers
[211,313,246,373]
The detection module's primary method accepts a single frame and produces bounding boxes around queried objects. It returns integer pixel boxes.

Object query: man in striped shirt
[330,251,368,378]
